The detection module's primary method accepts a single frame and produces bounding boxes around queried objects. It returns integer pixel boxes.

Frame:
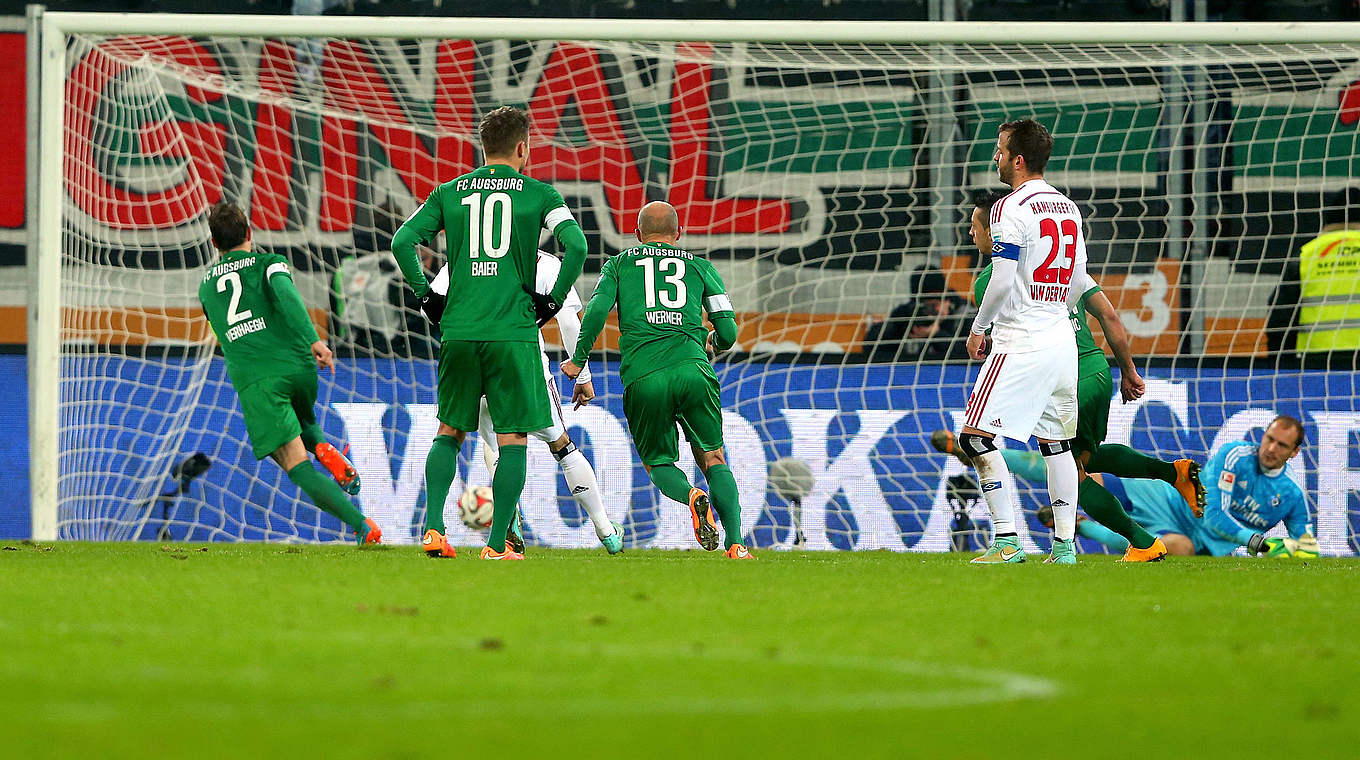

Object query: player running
[393,106,586,561]
[562,201,751,559]
[936,189,1205,562]
[960,119,1089,565]
[197,202,380,545]
[427,250,625,555]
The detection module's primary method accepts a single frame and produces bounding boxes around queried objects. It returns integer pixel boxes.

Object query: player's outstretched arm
[1085,289,1145,402]
[564,264,618,380]
[267,262,323,347]
[1200,445,1263,550]
[392,192,443,297]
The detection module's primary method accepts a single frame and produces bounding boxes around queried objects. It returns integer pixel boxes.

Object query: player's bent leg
[1159,532,1195,556]
[1172,459,1207,518]
[273,437,378,544]
[929,429,974,468]
[314,440,361,496]
[547,433,621,552]
[959,430,1024,564]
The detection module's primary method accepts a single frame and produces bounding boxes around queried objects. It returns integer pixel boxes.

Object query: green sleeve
[700,261,737,351]
[392,188,442,297]
[267,262,320,344]
[710,315,738,351]
[550,221,587,304]
[571,258,618,365]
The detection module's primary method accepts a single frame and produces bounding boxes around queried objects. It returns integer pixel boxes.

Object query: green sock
[648,464,694,505]
[286,461,366,532]
[1078,477,1157,550]
[704,464,743,549]
[424,435,461,533]
[1087,444,1177,484]
[300,424,325,456]
[488,444,527,553]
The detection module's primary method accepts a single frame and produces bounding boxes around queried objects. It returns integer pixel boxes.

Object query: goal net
[34,14,1360,554]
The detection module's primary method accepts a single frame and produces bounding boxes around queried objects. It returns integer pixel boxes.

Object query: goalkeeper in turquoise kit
[197,202,379,544]
[393,106,586,561]
[563,201,752,559]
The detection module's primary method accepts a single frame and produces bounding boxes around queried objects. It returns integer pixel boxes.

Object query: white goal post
[29,10,1360,553]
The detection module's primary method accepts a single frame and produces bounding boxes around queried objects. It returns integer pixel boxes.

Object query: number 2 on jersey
[635,257,687,309]
[216,272,253,325]
[1035,218,1078,284]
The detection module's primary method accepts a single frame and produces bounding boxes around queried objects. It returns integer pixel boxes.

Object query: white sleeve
[553,305,591,385]
[1066,259,1090,312]
[430,265,449,296]
[536,251,581,310]
[971,256,1017,334]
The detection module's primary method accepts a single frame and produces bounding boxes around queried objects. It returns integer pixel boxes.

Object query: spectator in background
[333,201,440,357]
[861,265,973,362]
[1268,192,1360,358]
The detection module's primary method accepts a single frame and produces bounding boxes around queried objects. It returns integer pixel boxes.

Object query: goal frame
[27,8,1360,539]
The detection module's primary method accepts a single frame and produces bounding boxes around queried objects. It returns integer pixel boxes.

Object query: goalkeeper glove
[419,291,446,326]
[522,286,562,328]
[1262,537,1292,558]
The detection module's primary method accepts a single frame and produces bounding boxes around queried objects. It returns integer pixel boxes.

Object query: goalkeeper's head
[208,202,250,252]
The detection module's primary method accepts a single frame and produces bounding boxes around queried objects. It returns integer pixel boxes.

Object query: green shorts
[622,361,724,466]
[1073,369,1113,456]
[437,339,550,434]
[237,371,318,460]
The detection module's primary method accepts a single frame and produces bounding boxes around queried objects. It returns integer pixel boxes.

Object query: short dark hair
[999,119,1054,175]
[972,189,1010,223]
[479,106,530,158]
[208,201,249,251]
[1268,414,1306,448]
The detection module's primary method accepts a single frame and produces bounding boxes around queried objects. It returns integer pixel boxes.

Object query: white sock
[560,449,614,538]
[971,447,1016,536]
[1043,450,1079,541]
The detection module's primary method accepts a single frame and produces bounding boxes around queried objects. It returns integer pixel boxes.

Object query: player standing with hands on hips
[961,119,1088,565]
[393,106,587,560]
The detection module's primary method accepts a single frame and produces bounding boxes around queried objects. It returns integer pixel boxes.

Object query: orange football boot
[316,442,361,495]
[422,529,457,558]
[687,488,720,551]
[1117,537,1168,563]
[724,543,755,560]
[1173,459,1206,518]
[354,517,382,545]
[479,545,524,561]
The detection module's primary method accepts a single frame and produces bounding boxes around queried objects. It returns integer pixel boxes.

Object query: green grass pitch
[2,542,1356,759]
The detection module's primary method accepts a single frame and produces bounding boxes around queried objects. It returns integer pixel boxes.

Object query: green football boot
[1044,538,1077,565]
[970,534,1025,564]
[505,508,526,554]
[600,521,625,555]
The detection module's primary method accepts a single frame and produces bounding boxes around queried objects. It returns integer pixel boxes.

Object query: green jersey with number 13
[579,242,734,388]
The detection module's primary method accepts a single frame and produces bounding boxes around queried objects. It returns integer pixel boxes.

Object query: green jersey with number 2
[580,242,734,388]
[198,249,316,390]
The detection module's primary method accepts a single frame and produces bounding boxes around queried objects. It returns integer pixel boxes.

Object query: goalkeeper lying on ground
[989,415,1316,558]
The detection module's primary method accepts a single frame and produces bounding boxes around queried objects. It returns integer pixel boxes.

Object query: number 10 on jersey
[462,192,512,277]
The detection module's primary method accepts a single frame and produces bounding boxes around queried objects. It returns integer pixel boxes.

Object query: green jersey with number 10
[397,164,580,343]
[584,242,734,388]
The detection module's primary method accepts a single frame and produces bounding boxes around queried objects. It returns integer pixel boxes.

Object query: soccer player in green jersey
[562,201,753,559]
[934,190,1206,562]
[392,106,586,561]
[197,202,380,545]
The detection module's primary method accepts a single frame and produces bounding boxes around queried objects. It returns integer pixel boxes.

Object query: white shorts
[963,341,1077,442]
[478,353,567,453]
